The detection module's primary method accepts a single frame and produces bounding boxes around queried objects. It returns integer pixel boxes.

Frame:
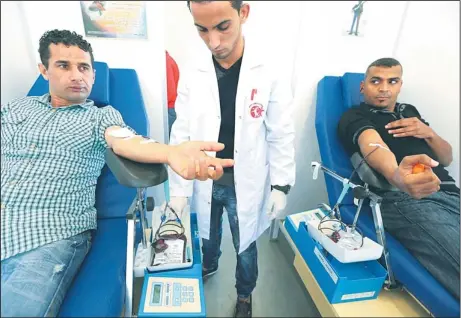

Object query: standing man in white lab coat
[168,1,295,316]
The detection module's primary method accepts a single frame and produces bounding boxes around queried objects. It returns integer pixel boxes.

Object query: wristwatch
[271,185,291,195]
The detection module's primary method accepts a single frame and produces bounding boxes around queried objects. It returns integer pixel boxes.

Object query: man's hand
[385,117,434,139]
[389,154,441,199]
[266,189,287,220]
[167,141,234,181]
[385,118,453,166]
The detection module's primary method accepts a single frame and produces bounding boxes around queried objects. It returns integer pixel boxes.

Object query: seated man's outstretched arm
[105,126,234,181]
[357,129,441,199]
[356,129,398,181]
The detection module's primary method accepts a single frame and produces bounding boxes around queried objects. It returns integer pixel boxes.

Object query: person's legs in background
[354,12,362,35]
[1,231,92,317]
[380,190,460,300]
[349,13,357,34]
[168,107,177,137]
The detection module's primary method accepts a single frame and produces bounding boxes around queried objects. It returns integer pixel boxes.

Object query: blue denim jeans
[1,231,92,317]
[379,190,460,300]
[350,13,358,34]
[201,184,258,298]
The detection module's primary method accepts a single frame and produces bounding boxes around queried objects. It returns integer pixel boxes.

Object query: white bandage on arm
[108,127,136,139]
[108,127,157,144]
[369,143,390,152]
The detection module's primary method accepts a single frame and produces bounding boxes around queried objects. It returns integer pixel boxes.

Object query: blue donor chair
[27,61,168,317]
[314,72,460,318]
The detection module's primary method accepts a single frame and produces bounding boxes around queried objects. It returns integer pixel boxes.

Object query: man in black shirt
[168,1,296,317]
[338,57,459,300]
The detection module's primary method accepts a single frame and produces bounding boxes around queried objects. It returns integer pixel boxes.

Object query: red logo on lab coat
[249,103,264,118]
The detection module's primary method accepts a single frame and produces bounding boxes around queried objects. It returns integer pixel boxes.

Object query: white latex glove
[160,196,188,220]
[266,189,287,220]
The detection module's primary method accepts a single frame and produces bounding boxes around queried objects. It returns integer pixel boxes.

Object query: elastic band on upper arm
[352,125,375,145]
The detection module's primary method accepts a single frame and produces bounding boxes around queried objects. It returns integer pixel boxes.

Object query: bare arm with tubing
[357,129,441,199]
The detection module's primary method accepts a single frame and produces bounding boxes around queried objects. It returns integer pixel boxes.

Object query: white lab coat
[168,37,296,254]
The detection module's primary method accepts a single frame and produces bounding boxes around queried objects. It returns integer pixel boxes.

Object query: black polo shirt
[338,102,458,193]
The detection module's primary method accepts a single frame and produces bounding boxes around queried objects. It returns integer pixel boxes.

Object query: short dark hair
[366,57,403,76]
[187,0,243,12]
[38,29,94,69]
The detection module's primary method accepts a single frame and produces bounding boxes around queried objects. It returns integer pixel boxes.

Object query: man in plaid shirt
[0,29,233,317]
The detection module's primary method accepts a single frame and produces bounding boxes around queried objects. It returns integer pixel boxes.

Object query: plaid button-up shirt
[1,94,128,260]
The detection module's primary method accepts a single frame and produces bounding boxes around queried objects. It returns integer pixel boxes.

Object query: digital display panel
[152,284,161,304]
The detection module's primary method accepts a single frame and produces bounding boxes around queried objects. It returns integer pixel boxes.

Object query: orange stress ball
[412,163,425,174]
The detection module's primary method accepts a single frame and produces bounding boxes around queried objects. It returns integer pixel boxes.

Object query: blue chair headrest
[27,61,110,106]
[341,72,365,109]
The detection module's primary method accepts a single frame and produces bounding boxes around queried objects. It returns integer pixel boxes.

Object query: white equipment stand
[310,162,397,289]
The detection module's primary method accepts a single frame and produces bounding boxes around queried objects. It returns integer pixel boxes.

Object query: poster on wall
[80,1,147,39]
[340,1,407,39]
[347,1,366,37]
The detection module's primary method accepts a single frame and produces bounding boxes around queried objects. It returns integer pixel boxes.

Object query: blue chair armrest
[350,152,398,191]
[105,148,168,189]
